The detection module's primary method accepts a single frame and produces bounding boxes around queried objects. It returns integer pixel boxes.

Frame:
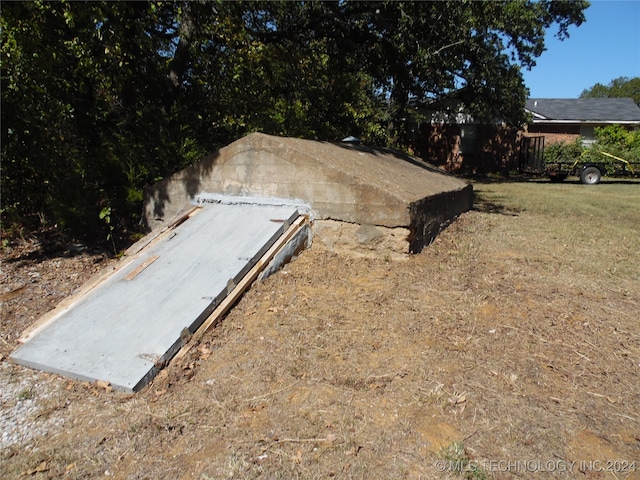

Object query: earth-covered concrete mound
[143,133,472,252]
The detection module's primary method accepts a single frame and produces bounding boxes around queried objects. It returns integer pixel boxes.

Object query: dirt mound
[2,181,639,479]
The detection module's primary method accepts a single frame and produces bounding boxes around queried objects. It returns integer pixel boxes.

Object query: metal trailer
[519,139,640,185]
[545,151,640,185]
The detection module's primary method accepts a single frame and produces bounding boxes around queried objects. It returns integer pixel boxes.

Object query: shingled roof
[525,98,640,123]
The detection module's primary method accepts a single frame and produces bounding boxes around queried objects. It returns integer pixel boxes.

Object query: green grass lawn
[473,178,640,282]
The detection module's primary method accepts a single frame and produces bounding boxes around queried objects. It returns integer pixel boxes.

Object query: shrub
[544,138,584,164]
[593,125,640,162]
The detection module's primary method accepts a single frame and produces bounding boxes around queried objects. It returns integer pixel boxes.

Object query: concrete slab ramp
[144,133,472,253]
[11,200,308,392]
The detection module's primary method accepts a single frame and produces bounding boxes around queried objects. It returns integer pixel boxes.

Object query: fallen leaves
[197,344,212,361]
[23,460,49,475]
[95,380,113,393]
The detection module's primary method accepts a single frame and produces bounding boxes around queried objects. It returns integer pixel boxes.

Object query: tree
[580,77,640,105]
[2,0,589,244]
[1,1,200,240]
[195,1,588,141]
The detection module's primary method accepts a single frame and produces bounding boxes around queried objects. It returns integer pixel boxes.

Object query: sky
[522,0,640,99]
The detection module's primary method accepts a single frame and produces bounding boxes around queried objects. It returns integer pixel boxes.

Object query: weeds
[99,206,117,256]
[17,388,34,401]
[440,441,488,480]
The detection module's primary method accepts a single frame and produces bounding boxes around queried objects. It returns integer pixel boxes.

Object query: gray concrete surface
[11,201,303,392]
[143,133,472,252]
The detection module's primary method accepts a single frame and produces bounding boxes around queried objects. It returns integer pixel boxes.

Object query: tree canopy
[1,0,588,244]
[580,77,640,105]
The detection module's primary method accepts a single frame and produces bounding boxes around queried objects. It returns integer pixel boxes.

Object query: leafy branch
[99,207,117,256]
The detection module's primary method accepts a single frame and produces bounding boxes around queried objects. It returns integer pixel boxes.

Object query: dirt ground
[1,181,639,479]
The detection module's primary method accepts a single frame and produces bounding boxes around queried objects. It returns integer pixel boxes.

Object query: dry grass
[1,178,639,479]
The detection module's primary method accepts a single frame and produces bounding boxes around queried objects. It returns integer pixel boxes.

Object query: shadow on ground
[471,191,521,216]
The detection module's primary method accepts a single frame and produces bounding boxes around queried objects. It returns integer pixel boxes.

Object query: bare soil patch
[1,180,639,479]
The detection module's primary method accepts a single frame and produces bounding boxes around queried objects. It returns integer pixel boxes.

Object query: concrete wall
[143,133,472,253]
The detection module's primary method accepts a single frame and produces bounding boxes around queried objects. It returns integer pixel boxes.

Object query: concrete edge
[407,184,474,253]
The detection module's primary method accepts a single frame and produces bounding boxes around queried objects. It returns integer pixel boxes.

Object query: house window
[460,125,477,154]
[580,125,596,146]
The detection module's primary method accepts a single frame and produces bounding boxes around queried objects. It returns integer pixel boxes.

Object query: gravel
[0,361,64,450]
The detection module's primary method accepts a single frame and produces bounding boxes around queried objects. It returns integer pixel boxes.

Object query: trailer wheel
[580,166,602,185]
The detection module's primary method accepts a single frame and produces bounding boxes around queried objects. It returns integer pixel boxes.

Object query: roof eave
[531,119,640,125]
[524,109,548,120]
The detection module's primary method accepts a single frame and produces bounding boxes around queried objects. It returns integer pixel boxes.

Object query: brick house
[524,98,640,146]
[409,100,520,174]
[411,97,640,174]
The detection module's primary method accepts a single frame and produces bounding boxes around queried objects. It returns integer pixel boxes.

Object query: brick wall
[412,123,519,173]
[524,124,581,145]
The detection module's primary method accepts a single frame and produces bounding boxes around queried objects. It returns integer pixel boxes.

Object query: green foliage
[593,125,640,159]
[17,388,34,401]
[580,77,640,105]
[586,125,640,173]
[1,0,589,244]
[543,138,584,163]
[99,206,116,255]
[1,1,196,243]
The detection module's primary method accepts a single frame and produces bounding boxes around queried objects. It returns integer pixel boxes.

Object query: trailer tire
[580,166,602,185]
